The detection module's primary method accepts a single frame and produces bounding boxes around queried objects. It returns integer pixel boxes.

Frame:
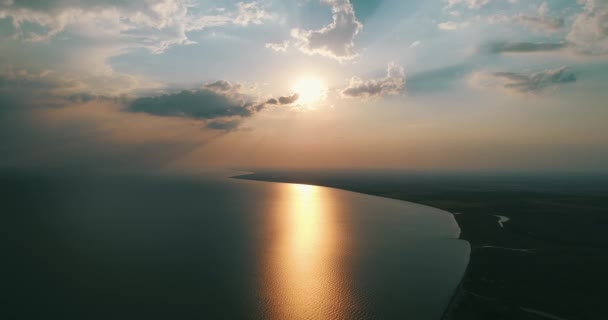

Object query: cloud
[446,0,491,10]
[437,21,469,30]
[514,2,564,32]
[516,15,564,32]
[0,64,159,99]
[127,80,300,130]
[266,93,300,105]
[278,93,300,105]
[232,2,274,26]
[473,67,576,93]
[290,0,363,61]
[0,1,273,50]
[128,89,256,120]
[203,80,242,93]
[0,0,275,82]
[206,119,243,131]
[487,41,567,54]
[567,0,608,55]
[265,41,289,52]
[341,63,406,98]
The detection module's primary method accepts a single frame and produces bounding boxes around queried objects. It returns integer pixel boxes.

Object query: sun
[292,77,326,105]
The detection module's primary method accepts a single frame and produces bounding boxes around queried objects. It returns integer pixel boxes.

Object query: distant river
[2,171,469,319]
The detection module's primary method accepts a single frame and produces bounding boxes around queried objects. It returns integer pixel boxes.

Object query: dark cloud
[342,63,405,98]
[128,89,256,120]
[488,42,567,54]
[266,93,299,105]
[278,93,299,104]
[494,67,576,92]
[206,119,243,131]
[128,81,299,130]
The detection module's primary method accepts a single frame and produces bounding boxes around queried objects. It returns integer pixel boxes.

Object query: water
[1,171,469,319]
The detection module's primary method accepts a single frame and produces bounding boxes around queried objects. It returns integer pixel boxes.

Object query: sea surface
[2,170,469,319]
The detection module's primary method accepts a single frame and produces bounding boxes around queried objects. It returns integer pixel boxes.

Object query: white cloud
[265,41,289,52]
[0,1,275,94]
[0,1,274,53]
[290,0,363,62]
[514,2,564,33]
[341,63,406,98]
[438,21,469,30]
[446,0,491,10]
[567,0,608,55]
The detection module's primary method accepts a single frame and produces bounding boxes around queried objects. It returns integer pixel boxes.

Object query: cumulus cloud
[290,0,363,61]
[341,63,406,98]
[265,41,289,52]
[495,67,576,92]
[487,41,567,54]
[567,0,608,55]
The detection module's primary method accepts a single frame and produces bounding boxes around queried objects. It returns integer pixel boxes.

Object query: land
[235,170,608,320]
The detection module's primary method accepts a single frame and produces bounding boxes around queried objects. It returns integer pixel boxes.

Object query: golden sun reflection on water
[262,183,355,320]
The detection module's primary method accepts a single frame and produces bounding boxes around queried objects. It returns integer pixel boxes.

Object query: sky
[1,0,607,172]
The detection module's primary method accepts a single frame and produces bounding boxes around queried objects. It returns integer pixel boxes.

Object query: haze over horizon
[1,0,607,172]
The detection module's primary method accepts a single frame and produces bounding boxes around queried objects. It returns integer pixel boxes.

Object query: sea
[1,170,469,319]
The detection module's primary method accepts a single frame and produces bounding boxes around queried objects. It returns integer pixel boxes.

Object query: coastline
[232,171,608,320]
[232,173,471,319]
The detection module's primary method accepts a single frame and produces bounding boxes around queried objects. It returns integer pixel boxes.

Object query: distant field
[236,170,608,320]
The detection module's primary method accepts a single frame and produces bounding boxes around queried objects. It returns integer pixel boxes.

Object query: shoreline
[232,173,471,320]
[231,171,608,319]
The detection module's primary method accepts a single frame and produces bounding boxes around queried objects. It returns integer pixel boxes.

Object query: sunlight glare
[293,77,326,105]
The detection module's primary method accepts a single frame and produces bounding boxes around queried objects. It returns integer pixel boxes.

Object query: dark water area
[1,170,468,320]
